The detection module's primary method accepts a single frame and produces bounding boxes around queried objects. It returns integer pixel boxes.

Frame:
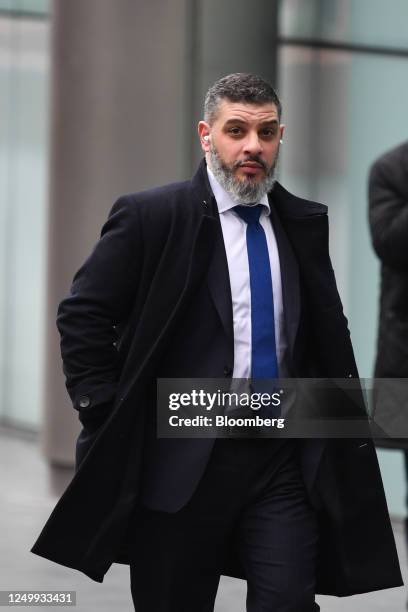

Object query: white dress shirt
[207,166,288,379]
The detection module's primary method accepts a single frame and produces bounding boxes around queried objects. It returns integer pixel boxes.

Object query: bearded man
[32,73,402,611]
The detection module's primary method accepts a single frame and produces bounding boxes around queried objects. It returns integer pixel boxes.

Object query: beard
[208,143,279,205]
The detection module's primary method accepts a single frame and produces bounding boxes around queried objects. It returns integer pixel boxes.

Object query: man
[32,73,402,611]
[368,141,408,542]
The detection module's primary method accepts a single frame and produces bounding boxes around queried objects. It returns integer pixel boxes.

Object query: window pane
[0,0,49,15]
[0,15,49,427]
[280,0,408,49]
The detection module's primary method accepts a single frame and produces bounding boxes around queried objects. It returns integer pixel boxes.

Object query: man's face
[198,100,285,203]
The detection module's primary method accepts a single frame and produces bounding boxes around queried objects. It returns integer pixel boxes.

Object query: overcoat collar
[190,158,327,219]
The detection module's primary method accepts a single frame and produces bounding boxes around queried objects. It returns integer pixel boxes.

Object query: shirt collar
[207,165,270,216]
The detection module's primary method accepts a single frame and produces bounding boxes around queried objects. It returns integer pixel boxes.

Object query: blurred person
[32,73,402,611]
[369,141,408,546]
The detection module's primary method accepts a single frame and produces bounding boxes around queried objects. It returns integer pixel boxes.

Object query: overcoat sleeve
[57,195,142,417]
[368,151,408,271]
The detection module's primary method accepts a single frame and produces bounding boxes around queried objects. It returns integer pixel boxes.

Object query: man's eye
[228,127,242,135]
[261,128,276,137]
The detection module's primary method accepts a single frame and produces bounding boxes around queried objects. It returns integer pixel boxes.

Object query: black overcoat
[369,141,408,449]
[32,160,402,596]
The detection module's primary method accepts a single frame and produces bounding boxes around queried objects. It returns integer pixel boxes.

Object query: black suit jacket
[32,159,402,596]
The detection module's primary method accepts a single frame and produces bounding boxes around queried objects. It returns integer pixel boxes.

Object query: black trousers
[129,438,319,612]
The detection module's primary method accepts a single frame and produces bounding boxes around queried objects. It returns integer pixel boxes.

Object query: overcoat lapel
[190,163,233,340]
[206,207,233,340]
[268,201,300,369]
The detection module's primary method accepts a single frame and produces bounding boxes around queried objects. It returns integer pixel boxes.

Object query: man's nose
[243,132,262,155]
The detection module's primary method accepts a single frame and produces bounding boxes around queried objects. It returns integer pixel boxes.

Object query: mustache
[233,156,269,172]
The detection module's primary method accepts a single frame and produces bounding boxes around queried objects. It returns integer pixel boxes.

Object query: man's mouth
[238,161,264,175]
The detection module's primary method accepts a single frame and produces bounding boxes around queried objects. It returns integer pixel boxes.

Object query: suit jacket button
[79,396,91,408]
[223,366,232,377]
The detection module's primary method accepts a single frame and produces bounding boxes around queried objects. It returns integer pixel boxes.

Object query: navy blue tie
[233,205,279,381]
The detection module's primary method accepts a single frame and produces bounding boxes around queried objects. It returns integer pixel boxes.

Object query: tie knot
[233,204,262,225]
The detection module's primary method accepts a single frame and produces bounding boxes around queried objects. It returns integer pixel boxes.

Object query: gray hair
[204,73,282,125]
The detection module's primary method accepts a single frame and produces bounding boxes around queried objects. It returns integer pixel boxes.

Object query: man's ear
[279,124,286,143]
[198,121,211,153]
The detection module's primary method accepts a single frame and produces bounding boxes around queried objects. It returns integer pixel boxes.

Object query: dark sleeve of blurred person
[368,140,408,379]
